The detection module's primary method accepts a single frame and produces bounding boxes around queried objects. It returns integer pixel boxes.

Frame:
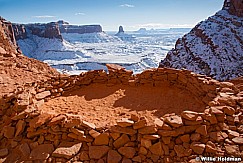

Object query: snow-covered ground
[18,28,190,75]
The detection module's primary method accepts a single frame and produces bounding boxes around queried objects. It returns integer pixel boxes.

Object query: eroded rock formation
[0,17,19,57]
[160,0,243,81]
[13,22,63,40]
[13,20,103,41]
[223,0,243,17]
[0,17,59,96]
[58,20,102,34]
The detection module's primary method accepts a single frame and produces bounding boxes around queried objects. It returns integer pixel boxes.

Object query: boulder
[30,144,54,160]
[118,147,136,158]
[190,142,205,154]
[107,150,122,163]
[89,146,110,159]
[52,142,82,159]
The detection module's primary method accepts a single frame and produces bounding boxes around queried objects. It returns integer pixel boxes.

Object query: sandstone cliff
[0,17,19,57]
[13,21,103,41]
[58,20,102,34]
[13,22,63,40]
[0,17,59,96]
[160,0,243,81]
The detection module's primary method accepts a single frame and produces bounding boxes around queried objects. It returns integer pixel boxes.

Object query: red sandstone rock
[52,142,82,159]
[138,125,157,135]
[205,141,217,153]
[19,143,30,158]
[232,137,243,145]
[89,129,100,138]
[94,133,109,145]
[190,142,205,154]
[111,126,137,135]
[181,111,199,121]
[195,125,207,136]
[117,118,134,127]
[118,147,136,158]
[29,113,53,129]
[141,138,152,148]
[29,144,54,160]
[79,151,89,161]
[164,115,183,128]
[133,119,147,129]
[3,126,15,139]
[35,91,51,100]
[180,134,190,143]
[107,150,122,163]
[224,144,240,155]
[0,148,8,158]
[89,146,110,159]
[149,142,164,156]
[113,134,130,149]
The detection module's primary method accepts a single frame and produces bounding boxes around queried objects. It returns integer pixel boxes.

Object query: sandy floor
[41,83,207,128]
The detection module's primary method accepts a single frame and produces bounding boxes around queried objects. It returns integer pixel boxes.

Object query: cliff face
[0,17,19,57]
[13,22,63,40]
[13,21,103,41]
[223,0,243,17]
[160,0,243,81]
[58,20,102,34]
[0,17,59,96]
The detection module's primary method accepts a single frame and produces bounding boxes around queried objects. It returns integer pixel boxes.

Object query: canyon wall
[223,0,243,17]
[160,0,243,81]
[13,20,103,41]
[13,22,63,40]
[58,20,102,34]
[0,17,19,57]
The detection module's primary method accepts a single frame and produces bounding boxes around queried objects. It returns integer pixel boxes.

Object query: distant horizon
[0,0,223,31]
[10,19,193,32]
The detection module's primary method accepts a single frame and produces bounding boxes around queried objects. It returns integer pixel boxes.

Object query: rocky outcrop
[12,24,27,40]
[13,21,103,41]
[160,0,243,81]
[58,20,102,34]
[115,26,135,41]
[0,17,59,96]
[117,26,124,34]
[13,22,63,40]
[0,17,20,57]
[223,0,243,17]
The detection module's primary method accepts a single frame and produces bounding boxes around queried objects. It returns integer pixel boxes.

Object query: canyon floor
[41,83,206,128]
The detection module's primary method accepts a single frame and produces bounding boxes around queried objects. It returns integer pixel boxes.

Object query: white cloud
[32,15,56,18]
[75,12,86,16]
[120,4,135,8]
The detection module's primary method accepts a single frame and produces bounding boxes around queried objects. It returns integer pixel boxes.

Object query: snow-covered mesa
[18,28,189,75]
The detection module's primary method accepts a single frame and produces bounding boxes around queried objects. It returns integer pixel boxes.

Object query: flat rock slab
[52,142,82,159]
[89,146,110,159]
[30,144,54,160]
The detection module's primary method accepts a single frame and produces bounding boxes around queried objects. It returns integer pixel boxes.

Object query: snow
[161,10,243,80]
[17,29,189,75]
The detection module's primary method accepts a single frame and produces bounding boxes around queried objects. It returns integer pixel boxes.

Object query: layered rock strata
[160,0,243,81]
[13,22,63,40]
[0,17,19,57]
[58,20,102,34]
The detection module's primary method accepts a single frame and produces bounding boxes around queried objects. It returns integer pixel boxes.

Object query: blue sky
[0,0,223,31]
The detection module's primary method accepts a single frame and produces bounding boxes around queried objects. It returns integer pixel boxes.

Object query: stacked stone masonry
[0,64,243,162]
